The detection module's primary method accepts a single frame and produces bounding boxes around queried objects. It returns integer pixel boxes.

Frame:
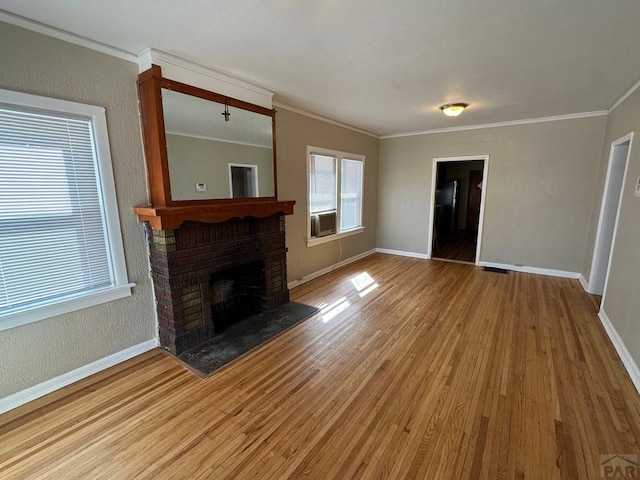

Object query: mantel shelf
[133,200,296,230]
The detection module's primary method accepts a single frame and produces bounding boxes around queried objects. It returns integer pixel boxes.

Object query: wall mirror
[162,89,274,201]
[137,65,277,207]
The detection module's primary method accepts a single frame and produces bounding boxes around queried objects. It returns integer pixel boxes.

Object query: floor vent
[482,266,510,274]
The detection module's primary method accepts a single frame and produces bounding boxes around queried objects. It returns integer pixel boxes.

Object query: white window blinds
[309,153,337,214]
[340,158,364,231]
[0,107,113,316]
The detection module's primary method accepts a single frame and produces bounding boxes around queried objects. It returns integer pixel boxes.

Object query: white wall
[378,117,607,272]
[0,22,156,398]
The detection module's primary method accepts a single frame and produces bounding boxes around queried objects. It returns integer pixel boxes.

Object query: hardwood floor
[434,230,477,263]
[1,253,639,479]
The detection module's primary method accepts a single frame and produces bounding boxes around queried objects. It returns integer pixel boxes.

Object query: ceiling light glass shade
[440,103,468,117]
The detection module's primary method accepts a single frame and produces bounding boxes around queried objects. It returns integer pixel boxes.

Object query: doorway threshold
[431,257,475,266]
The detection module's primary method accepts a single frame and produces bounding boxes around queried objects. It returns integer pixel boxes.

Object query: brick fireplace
[147,214,289,355]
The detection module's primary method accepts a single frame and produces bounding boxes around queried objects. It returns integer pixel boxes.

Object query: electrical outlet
[635,177,640,197]
[195,182,207,192]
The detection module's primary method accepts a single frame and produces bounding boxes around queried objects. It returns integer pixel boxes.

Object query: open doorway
[427,155,489,264]
[588,132,634,296]
[229,163,259,198]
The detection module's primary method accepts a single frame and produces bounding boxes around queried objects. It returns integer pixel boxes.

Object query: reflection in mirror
[161,89,275,200]
[229,164,258,198]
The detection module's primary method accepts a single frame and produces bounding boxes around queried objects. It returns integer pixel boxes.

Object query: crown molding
[380,110,608,139]
[0,9,137,63]
[273,101,379,139]
[608,77,640,114]
[138,49,274,108]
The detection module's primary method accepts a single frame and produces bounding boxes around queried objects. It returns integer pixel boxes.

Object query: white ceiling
[2,0,640,136]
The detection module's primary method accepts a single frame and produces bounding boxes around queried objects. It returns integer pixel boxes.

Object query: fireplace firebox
[210,261,266,333]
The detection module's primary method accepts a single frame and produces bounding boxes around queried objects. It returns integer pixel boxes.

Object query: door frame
[228,163,259,198]
[587,132,634,296]
[427,155,490,265]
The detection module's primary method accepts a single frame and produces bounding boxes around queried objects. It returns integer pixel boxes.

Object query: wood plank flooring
[1,253,639,479]
[434,230,478,263]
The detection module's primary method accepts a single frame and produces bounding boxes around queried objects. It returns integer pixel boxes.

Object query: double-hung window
[307,146,365,246]
[0,88,133,331]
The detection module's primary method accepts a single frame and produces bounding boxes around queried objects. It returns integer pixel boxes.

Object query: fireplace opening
[210,261,266,333]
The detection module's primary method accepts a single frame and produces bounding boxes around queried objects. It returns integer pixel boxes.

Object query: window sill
[306,227,365,247]
[0,283,135,332]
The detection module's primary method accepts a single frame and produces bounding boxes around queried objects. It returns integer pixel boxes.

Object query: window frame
[306,146,365,247]
[0,88,133,332]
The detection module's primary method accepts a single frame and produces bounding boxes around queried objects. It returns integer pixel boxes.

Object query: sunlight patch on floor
[316,272,380,323]
[321,296,351,323]
[351,271,379,298]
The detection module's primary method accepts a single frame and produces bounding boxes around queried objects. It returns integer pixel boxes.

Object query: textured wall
[583,87,640,367]
[378,117,606,272]
[0,22,156,398]
[275,108,379,282]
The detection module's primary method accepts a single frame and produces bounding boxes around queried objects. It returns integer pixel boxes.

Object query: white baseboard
[578,275,590,292]
[288,249,377,289]
[375,248,429,260]
[598,309,640,395]
[0,338,159,415]
[477,261,580,279]
[372,252,581,281]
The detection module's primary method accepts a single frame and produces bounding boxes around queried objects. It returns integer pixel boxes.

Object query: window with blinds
[0,89,132,331]
[340,158,364,231]
[307,147,365,245]
[309,153,337,214]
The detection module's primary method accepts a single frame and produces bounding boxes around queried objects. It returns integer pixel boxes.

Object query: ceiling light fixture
[439,103,468,117]
[221,104,231,122]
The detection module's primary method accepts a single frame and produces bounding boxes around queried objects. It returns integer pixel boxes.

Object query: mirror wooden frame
[137,64,278,207]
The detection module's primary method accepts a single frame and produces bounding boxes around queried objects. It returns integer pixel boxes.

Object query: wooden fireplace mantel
[133,200,295,230]
[133,65,295,231]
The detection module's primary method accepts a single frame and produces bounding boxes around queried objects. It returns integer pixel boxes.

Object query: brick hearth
[147,214,289,355]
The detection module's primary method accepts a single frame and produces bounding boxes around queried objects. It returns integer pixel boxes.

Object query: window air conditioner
[312,211,337,237]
